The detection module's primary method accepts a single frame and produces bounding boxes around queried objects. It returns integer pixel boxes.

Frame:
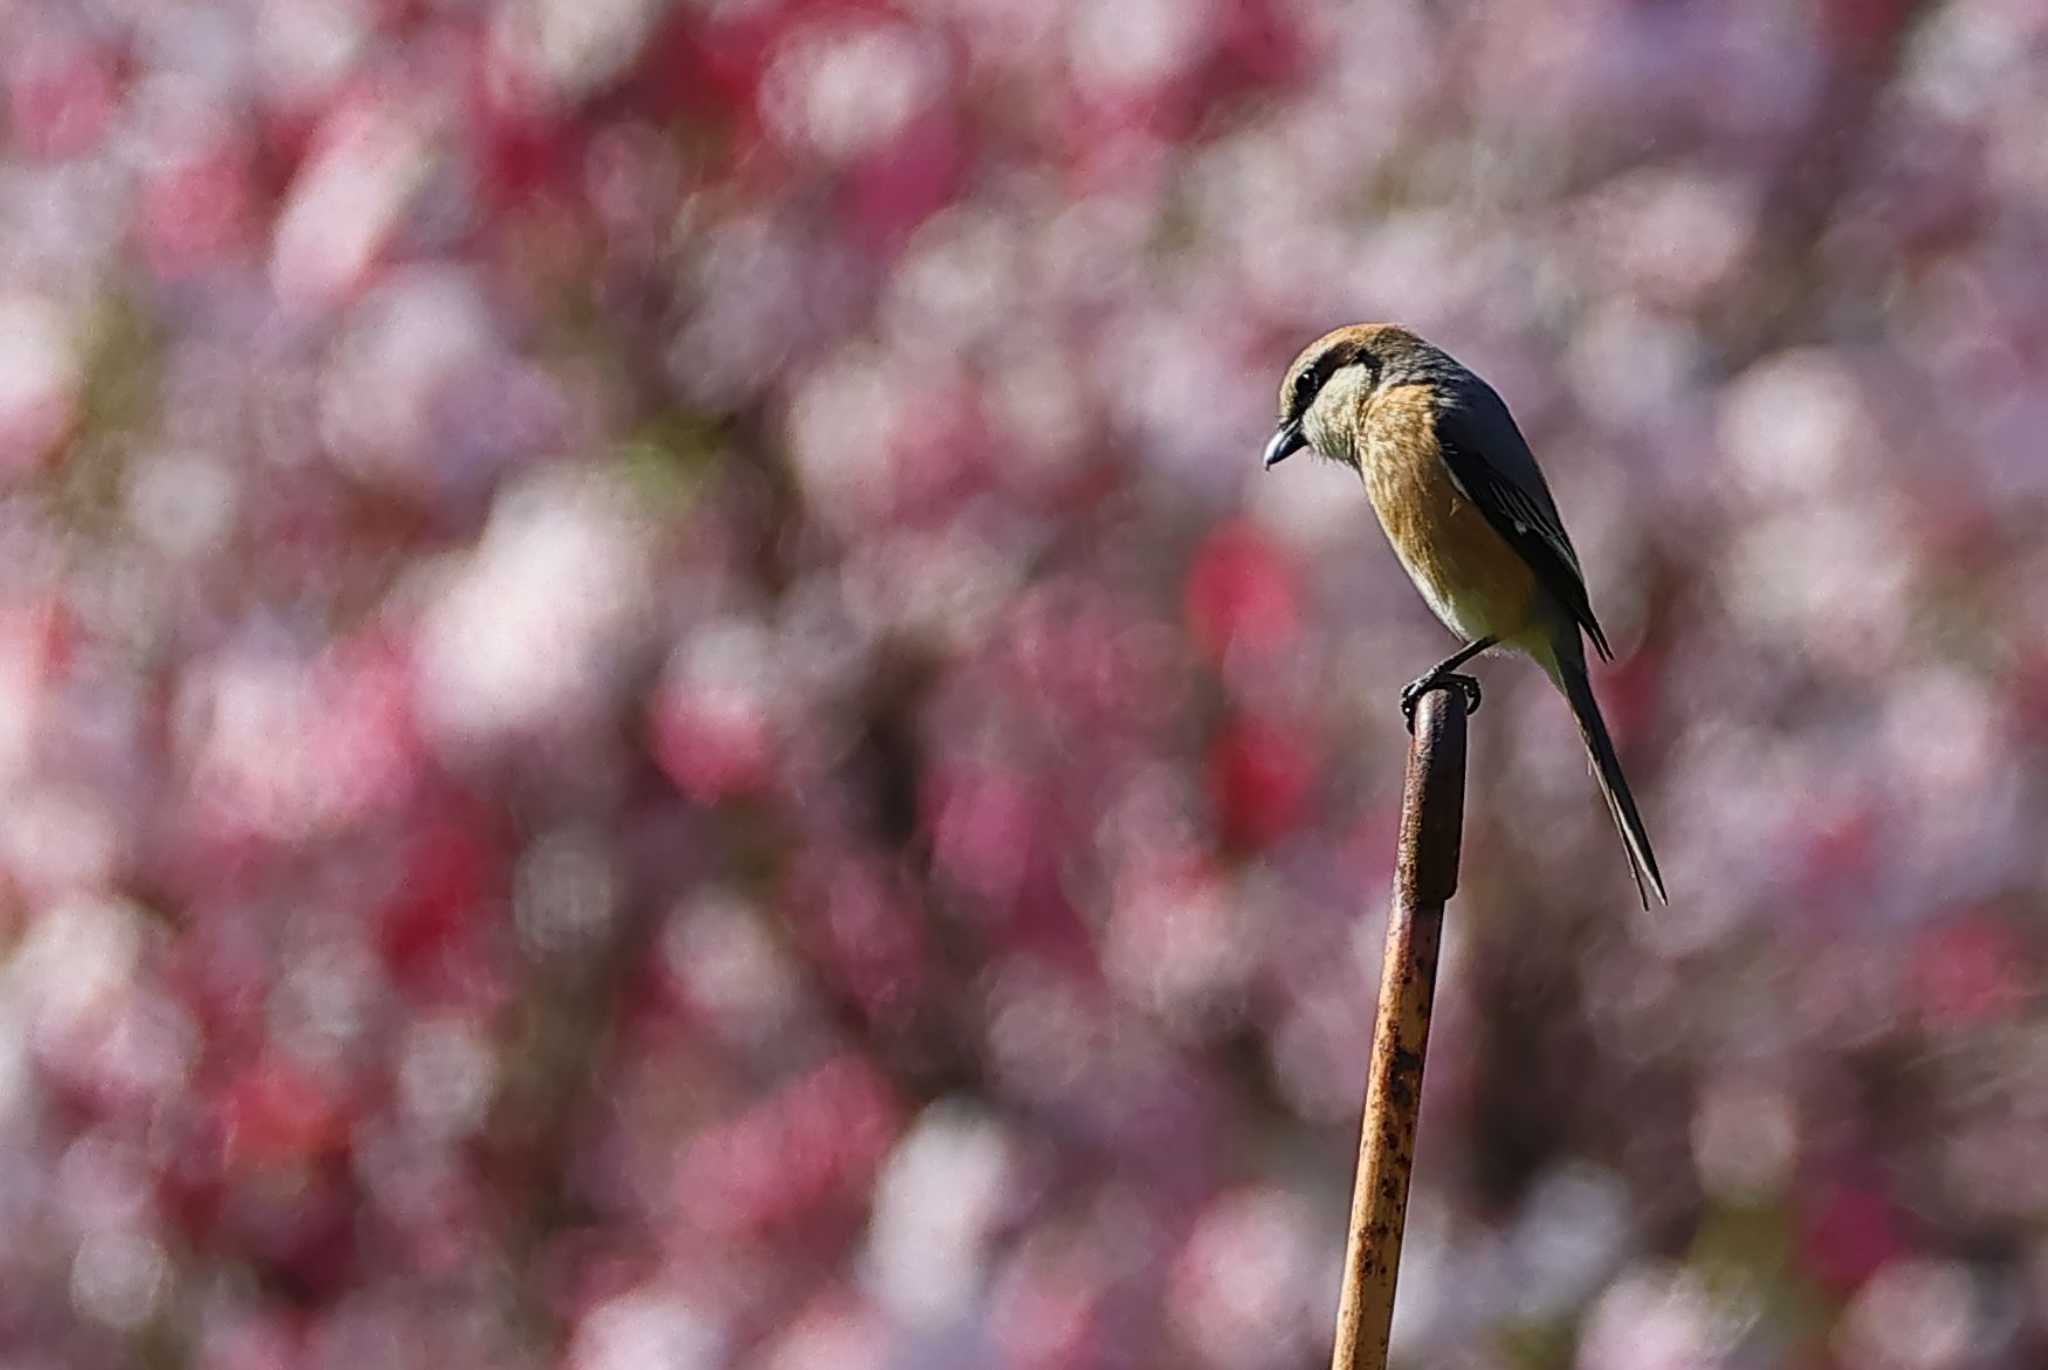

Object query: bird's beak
[1263,420,1306,469]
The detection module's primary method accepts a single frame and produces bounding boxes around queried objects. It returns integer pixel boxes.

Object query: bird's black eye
[1291,369,1319,411]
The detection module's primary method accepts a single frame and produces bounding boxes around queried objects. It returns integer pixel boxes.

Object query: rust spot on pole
[1327,685,1467,1370]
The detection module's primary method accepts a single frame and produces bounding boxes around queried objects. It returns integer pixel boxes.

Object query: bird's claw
[1400,671,1482,731]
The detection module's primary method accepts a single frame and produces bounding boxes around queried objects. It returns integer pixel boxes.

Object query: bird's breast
[1361,387,1545,645]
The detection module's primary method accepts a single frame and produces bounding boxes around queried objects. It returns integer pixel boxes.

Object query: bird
[1262,323,1665,907]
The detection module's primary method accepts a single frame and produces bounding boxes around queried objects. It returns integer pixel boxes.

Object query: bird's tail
[1537,632,1666,909]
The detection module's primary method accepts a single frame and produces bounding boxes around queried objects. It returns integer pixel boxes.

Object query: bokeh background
[2,0,2047,1365]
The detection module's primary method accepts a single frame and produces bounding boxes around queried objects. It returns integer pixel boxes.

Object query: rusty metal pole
[1329,685,1469,1370]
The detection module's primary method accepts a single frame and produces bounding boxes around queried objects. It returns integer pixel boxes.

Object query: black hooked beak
[1262,419,1306,469]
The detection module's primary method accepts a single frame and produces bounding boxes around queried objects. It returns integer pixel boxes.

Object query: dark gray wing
[1434,375,1613,660]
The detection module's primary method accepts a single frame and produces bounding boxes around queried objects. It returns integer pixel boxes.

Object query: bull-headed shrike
[1265,324,1665,907]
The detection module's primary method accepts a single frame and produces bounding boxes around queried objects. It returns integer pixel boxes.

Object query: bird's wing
[1433,377,1613,660]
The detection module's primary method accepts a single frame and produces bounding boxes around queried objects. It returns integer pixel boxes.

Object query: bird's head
[1263,323,1452,470]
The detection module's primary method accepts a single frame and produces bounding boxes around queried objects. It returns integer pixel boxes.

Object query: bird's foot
[1400,671,1482,732]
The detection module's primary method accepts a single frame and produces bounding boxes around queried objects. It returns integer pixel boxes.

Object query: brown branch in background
[1329,686,1469,1370]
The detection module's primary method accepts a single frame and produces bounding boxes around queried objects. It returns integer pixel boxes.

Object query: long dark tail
[1541,633,1666,908]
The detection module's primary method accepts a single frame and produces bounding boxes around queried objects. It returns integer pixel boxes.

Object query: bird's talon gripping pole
[1400,636,1495,732]
[1400,672,1481,732]
[1330,685,1468,1370]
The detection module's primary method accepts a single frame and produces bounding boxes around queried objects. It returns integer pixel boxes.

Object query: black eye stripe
[1288,347,1380,418]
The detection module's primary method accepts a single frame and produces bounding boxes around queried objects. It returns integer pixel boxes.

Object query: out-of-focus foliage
[1,0,2045,1365]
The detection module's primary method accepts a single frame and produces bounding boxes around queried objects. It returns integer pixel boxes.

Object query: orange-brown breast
[1359,384,1549,647]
